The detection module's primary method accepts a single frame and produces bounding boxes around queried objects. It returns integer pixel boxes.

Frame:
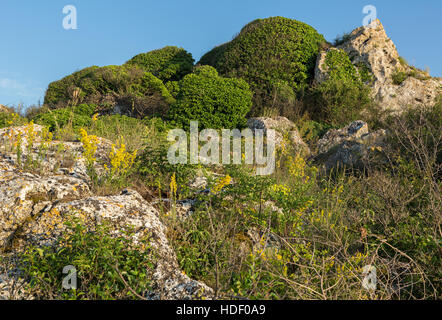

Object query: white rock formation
[315,20,442,112]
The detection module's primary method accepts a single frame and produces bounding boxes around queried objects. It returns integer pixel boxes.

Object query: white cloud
[0,76,43,105]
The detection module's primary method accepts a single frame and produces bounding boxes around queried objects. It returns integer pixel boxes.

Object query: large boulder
[247,116,310,155]
[315,120,388,172]
[319,19,442,112]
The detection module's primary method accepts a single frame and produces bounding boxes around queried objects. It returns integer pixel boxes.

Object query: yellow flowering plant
[212,175,232,194]
[170,172,177,200]
[79,128,99,166]
[108,140,137,177]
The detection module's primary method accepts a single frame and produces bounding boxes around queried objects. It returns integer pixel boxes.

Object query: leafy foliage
[32,104,97,131]
[199,17,325,113]
[21,218,154,300]
[307,49,374,126]
[324,49,360,82]
[44,65,174,117]
[392,70,408,85]
[0,110,27,128]
[125,46,194,82]
[168,66,252,129]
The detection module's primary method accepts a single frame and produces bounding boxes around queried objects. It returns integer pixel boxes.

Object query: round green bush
[44,66,95,106]
[168,66,252,129]
[199,17,325,111]
[125,46,194,82]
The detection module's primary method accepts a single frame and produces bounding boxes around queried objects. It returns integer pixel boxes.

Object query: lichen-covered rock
[317,120,369,154]
[247,117,310,155]
[315,121,387,172]
[0,166,91,250]
[331,19,441,111]
[15,190,212,299]
[0,125,213,300]
[0,273,34,300]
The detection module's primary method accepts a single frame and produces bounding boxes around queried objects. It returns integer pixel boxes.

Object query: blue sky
[0,0,441,107]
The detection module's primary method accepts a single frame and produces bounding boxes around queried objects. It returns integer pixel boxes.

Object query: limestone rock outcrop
[247,117,310,155]
[315,120,388,172]
[315,20,441,112]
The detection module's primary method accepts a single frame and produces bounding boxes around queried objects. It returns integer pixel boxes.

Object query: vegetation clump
[44,65,174,118]
[307,49,374,126]
[167,65,252,129]
[32,103,97,131]
[21,217,154,300]
[199,17,325,113]
[125,46,195,82]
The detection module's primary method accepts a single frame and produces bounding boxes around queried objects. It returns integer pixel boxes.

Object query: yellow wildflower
[170,173,177,198]
[79,128,99,165]
[108,140,137,176]
[212,175,232,194]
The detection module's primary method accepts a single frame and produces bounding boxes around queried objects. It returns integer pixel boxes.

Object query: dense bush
[199,17,325,113]
[392,70,408,85]
[44,65,174,117]
[125,46,194,82]
[306,49,374,126]
[323,49,360,82]
[167,66,252,129]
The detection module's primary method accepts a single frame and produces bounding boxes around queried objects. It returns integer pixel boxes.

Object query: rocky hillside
[315,20,442,112]
[0,17,440,300]
[0,124,212,299]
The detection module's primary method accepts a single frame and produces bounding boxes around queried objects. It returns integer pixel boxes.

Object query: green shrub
[324,49,360,82]
[20,217,154,300]
[306,49,374,126]
[0,111,27,128]
[44,65,174,117]
[167,65,252,129]
[308,78,373,126]
[392,70,408,85]
[355,62,374,84]
[296,119,335,146]
[33,104,97,131]
[199,17,325,113]
[125,46,194,82]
